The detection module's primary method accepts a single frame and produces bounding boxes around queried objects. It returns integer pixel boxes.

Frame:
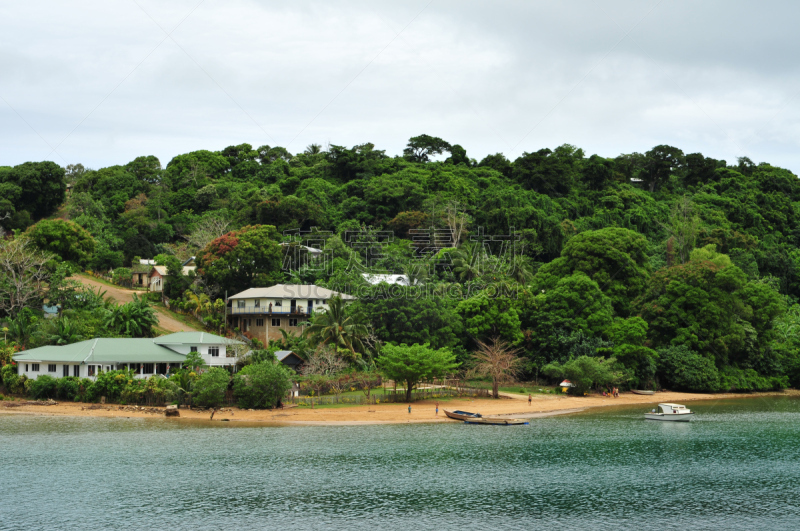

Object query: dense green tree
[2,161,66,220]
[533,227,649,315]
[403,135,452,163]
[195,224,283,295]
[26,219,95,266]
[193,367,231,408]
[378,343,459,402]
[233,361,292,409]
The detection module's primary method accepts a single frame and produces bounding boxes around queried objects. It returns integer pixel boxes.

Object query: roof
[13,338,187,364]
[153,332,242,345]
[139,259,156,265]
[130,264,151,274]
[275,350,301,362]
[149,265,196,277]
[228,284,355,300]
[42,305,60,315]
[362,274,412,285]
[280,243,323,254]
[658,403,685,408]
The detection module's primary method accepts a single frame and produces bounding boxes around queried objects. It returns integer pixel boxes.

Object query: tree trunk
[406,380,413,403]
[492,380,499,399]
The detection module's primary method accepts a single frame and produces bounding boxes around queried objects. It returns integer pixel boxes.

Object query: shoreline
[2,389,797,425]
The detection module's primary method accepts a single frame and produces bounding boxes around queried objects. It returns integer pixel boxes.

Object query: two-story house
[227,284,355,343]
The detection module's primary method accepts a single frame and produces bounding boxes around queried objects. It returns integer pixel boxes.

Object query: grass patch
[152,303,205,331]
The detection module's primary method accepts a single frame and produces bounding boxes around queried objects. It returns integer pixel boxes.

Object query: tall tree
[0,238,52,317]
[403,135,452,163]
[378,343,459,402]
[303,296,368,358]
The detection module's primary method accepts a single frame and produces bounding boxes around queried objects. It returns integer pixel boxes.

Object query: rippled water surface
[2,397,800,530]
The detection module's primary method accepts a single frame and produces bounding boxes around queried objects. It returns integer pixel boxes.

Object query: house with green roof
[13,332,244,380]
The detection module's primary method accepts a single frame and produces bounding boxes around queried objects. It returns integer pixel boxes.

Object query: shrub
[1,364,23,395]
[28,375,58,400]
[719,367,787,392]
[542,356,623,394]
[56,376,82,401]
[233,362,292,409]
[89,370,135,402]
[193,368,230,408]
[657,345,720,392]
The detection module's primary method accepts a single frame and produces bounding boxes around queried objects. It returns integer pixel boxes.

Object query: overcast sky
[2,0,799,172]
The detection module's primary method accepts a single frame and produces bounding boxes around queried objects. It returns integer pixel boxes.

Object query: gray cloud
[1,0,798,171]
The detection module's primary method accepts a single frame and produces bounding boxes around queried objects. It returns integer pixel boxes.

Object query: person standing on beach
[408,404,411,414]
[435,401,439,416]
[528,394,532,406]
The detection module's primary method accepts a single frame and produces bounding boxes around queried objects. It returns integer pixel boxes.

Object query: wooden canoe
[463,417,529,426]
[631,389,655,395]
[443,409,482,421]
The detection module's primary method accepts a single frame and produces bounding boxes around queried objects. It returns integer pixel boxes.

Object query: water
[2,397,800,530]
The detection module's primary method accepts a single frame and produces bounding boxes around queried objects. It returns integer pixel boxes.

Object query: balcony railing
[231,307,310,316]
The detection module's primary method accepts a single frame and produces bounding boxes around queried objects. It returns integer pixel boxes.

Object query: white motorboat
[645,403,694,422]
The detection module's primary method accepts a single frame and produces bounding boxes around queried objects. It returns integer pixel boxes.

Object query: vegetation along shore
[2,137,800,408]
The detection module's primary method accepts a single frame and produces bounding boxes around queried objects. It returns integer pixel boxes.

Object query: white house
[13,332,244,380]
[227,284,355,343]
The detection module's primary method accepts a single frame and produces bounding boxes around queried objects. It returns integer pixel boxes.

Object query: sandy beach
[2,389,797,425]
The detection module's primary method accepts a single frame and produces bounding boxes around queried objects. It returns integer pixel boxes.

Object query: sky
[2,0,800,172]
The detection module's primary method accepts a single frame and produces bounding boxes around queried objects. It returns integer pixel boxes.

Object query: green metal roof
[13,338,186,364]
[154,332,241,345]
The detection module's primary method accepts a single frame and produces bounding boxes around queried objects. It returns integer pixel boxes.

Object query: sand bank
[2,389,797,425]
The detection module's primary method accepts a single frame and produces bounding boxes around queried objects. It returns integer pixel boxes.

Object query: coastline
[2,389,797,425]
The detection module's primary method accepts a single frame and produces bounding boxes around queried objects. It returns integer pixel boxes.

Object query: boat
[464,417,529,426]
[645,403,694,422]
[631,389,655,395]
[444,409,482,421]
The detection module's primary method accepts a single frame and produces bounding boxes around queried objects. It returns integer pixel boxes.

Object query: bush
[89,370,135,402]
[542,355,622,394]
[28,375,58,400]
[1,364,23,395]
[719,367,787,392]
[193,368,230,408]
[657,345,720,392]
[56,376,82,401]
[233,362,292,409]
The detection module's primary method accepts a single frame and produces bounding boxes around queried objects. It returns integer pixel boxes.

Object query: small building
[42,304,61,319]
[131,263,151,287]
[13,332,243,380]
[148,264,197,292]
[275,350,304,370]
[362,273,412,285]
[227,284,355,343]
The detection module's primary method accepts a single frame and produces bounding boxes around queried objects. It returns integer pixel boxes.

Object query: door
[290,299,297,314]
[308,299,313,315]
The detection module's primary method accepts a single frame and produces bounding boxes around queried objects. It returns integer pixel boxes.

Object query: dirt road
[71,274,201,333]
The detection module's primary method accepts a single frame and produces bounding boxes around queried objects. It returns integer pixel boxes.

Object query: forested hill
[2,136,800,393]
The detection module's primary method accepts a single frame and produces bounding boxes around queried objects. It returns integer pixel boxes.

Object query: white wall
[16,362,175,380]
[162,344,233,367]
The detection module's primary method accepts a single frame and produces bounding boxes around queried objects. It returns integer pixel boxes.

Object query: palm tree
[304,143,322,155]
[184,290,211,318]
[506,254,533,284]
[104,294,159,338]
[451,245,483,282]
[469,336,524,399]
[302,296,367,358]
[48,316,83,345]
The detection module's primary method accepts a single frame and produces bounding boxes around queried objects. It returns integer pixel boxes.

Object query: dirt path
[71,274,201,333]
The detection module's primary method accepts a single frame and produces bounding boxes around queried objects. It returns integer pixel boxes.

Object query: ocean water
[2,396,800,530]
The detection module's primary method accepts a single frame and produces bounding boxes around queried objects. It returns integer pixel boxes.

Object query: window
[237,300,245,308]
[274,301,282,307]
[271,318,281,327]
[48,364,56,373]
[143,363,154,374]
[254,300,260,308]
[32,363,40,372]
[289,318,298,327]
[25,364,28,372]
[156,363,167,375]
[63,365,69,377]
[190,346,198,353]
[73,365,80,377]
[256,319,264,327]
[209,346,220,357]
[88,365,95,377]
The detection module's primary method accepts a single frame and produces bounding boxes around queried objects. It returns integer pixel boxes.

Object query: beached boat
[444,409,482,421]
[631,389,655,395]
[464,417,529,426]
[645,403,694,422]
